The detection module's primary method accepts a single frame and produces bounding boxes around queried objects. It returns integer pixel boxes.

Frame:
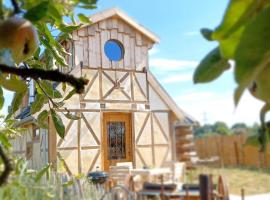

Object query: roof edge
[86,7,160,43]
[148,70,198,124]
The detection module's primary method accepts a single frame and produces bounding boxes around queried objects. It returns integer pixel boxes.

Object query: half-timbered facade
[12,8,196,175]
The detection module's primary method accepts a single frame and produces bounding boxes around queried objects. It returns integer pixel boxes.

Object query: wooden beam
[48,116,57,170]
[82,66,145,73]
[135,113,150,144]
[81,113,100,145]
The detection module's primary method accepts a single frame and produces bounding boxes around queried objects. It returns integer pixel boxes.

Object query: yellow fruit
[249,65,270,103]
[0,17,39,63]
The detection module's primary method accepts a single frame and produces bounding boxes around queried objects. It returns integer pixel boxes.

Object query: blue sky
[0,0,264,126]
[89,0,264,126]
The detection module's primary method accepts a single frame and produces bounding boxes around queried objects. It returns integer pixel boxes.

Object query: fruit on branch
[249,65,270,103]
[0,17,39,63]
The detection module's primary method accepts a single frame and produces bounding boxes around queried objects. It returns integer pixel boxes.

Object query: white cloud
[149,47,160,56]
[184,31,200,36]
[174,90,263,126]
[161,73,193,84]
[149,58,198,71]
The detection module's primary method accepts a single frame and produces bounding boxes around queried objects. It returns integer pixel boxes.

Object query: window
[107,122,126,160]
[104,40,124,61]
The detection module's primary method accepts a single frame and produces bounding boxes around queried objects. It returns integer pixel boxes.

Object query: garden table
[130,168,171,182]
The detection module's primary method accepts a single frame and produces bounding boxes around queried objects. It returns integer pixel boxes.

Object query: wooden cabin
[12,8,197,175]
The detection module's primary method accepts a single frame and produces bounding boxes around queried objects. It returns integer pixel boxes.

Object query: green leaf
[30,94,47,114]
[193,47,230,83]
[6,92,25,119]
[24,1,49,22]
[0,133,11,149]
[0,75,27,93]
[40,37,68,67]
[200,28,213,41]
[48,4,63,24]
[37,110,49,128]
[62,180,74,187]
[211,1,270,59]
[35,163,50,182]
[59,24,82,33]
[234,6,270,102]
[78,13,90,23]
[63,89,76,101]
[212,0,253,40]
[37,81,62,99]
[0,87,4,110]
[50,109,65,138]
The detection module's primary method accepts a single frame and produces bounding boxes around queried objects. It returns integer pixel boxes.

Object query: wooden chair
[163,161,186,184]
[109,165,131,186]
[216,175,229,200]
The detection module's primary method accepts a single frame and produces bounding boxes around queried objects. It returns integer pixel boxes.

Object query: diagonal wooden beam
[135,113,150,144]
[81,113,100,145]
[136,148,147,167]
[82,71,99,99]
[133,73,147,99]
[57,119,74,147]
[57,152,72,176]
[88,150,100,173]
[153,113,169,142]
[102,71,115,84]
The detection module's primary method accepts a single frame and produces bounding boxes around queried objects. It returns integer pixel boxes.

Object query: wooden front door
[103,113,132,171]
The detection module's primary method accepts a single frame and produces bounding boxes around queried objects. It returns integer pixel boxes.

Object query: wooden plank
[135,32,142,46]
[110,29,118,39]
[74,40,84,66]
[135,46,142,70]
[123,34,131,69]
[83,37,89,67]
[48,116,57,170]
[87,25,96,36]
[117,33,124,68]
[141,45,148,69]
[99,20,107,29]
[100,30,110,68]
[83,66,146,73]
[78,115,82,173]
[110,29,119,69]
[111,17,118,29]
[72,30,79,41]
[106,18,113,29]
[150,113,155,166]
[88,36,96,68]
[130,37,135,70]
[95,33,101,68]
[118,19,125,32]
[78,27,86,37]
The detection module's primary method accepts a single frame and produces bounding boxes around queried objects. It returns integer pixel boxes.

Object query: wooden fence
[195,134,270,168]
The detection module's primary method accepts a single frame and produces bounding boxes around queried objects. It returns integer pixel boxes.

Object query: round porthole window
[104,40,124,61]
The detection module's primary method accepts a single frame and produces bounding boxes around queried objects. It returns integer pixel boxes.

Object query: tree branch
[0,64,88,94]
[11,0,21,14]
[0,145,13,186]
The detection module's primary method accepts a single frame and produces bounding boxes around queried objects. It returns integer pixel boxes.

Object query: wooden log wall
[195,134,270,168]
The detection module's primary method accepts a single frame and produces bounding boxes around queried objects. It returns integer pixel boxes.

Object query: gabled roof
[86,7,160,43]
[148,71,198,125]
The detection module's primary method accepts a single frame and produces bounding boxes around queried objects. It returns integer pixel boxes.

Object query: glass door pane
[107,122,126,160]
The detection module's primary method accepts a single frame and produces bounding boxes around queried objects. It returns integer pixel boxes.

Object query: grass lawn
[186,166,270,195]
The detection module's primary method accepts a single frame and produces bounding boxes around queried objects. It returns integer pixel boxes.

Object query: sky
[0,0,265,126]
